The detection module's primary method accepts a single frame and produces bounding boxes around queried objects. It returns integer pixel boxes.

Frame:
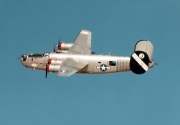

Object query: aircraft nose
[21,54,27,61]
[20,54,28,66]
[20,54,24,61]
[20,55,24,61]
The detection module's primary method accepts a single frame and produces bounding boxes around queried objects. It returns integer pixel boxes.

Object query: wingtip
[80,30,91,34]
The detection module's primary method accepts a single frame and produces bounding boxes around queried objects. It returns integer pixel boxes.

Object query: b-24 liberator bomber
[20,30,154,78]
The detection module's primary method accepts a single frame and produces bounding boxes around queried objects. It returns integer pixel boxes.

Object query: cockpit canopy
[28,54,44,57]
[21,53,48,62]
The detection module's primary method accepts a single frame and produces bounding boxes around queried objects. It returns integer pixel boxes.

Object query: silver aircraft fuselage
[20,30,154,77]
[21,52,131,74]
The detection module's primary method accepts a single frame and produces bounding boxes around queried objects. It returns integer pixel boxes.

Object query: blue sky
[0,0,180,125]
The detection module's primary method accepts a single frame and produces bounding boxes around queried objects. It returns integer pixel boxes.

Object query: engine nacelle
[58,42,73,50]
[55,49,69,54]
[47,64,60,72]
[48,59,63,65]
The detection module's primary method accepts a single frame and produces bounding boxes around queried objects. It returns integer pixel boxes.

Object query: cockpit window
[28,54,43,57]
[109,61,116,66]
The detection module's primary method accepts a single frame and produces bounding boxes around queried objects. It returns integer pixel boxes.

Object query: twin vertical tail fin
[130,40,154,74]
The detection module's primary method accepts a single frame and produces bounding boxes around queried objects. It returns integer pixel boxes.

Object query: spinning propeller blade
[58,39,62,49]
[53,44,56,52]
[45,64,48,79]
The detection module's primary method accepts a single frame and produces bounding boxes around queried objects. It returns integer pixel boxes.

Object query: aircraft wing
[69,30,91,54]
[58,58,88,77]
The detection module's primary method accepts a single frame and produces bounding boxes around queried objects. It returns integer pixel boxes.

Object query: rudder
[130,40,154,74]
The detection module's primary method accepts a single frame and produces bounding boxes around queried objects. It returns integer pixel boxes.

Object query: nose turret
[20,54,28,67]
[20,53,47,70]
[21,54,27,61]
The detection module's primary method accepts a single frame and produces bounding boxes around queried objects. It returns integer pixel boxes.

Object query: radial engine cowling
[58,42,73,50]
[47,59,63,72]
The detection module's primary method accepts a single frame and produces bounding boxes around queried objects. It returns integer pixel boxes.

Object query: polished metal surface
[20,30,154,77]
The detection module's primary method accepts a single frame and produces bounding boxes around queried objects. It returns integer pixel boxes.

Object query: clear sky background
[0,0,180,125]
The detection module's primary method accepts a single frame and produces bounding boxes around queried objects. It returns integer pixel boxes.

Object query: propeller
[45,59,52,79]
[45,63,49,79]
[53,39,62,53]
[53,44,56,52]
[45,68,48,79]
[58,39,62,50]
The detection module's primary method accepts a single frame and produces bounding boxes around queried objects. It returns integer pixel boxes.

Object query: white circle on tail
[139,53,145,59]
